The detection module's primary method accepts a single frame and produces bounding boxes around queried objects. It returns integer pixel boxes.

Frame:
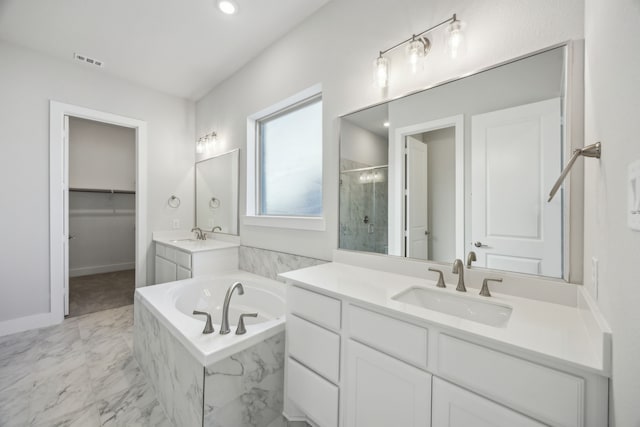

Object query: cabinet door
[346,340,431,427]
[432,378,545,427]
[155,255,177,284]
[177,265,191,280]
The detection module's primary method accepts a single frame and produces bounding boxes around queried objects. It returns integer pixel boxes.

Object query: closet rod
[69,187,136,194]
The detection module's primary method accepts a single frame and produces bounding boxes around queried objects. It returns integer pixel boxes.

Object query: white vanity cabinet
[432,378,545,427]
[155,243,191,284]
[346,340,431,427]
[283,283,609,427]
[154,240,238,284]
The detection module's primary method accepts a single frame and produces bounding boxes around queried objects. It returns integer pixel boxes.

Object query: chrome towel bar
[548,142,601,202]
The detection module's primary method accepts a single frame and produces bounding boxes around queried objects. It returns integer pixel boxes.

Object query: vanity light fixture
[196,132,218,154]
[217,0,238,15]
[374,13,463,88]
[383,121,390,127]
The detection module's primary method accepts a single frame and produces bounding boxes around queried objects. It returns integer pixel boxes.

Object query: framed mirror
[339,44,574,280]
[195,149,239,235]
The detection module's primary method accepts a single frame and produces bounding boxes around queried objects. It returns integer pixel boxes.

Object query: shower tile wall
[339,159,388,254]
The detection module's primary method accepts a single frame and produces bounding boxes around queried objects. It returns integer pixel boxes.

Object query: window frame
[245,84,325,231]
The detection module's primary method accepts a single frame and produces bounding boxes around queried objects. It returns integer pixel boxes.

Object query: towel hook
[548,142,601,202]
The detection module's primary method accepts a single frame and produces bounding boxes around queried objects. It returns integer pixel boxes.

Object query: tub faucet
[220,282,244,334]
[211,226,222,233]
[466,251,477,268]
[452,259,466,292]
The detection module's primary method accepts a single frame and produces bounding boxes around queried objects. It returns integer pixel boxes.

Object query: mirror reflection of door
[471,98,562,277]
[404,127,456,262]
[406,135,428,259]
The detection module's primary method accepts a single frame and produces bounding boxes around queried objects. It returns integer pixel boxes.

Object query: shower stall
[339,165,388,254]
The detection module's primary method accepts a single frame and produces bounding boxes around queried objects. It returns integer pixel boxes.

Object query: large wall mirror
[339,45,575,280]
[196,149,239,235]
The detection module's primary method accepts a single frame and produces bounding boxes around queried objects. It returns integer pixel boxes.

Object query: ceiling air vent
[73,53,104,68]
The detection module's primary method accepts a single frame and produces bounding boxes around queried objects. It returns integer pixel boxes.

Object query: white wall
[583,0,640,425]
[0,41,195,323]
[69,117,136,191]
[196,0,583,261]
[340,120,388,167]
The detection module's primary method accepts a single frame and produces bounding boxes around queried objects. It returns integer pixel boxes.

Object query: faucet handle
[480,278,503,297]
[428,268,446,288]
[193,310,215,334]
[235,313,258,335]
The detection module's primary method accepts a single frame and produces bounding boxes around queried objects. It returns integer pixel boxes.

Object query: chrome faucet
[466,251,477,268]
[452,259,466,292]
[211,226,222,232]
[191,227,206,240]
[220,282,244,334]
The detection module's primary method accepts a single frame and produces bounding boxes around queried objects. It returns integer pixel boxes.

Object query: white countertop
[154,236,239,253]
[279,262,611,376]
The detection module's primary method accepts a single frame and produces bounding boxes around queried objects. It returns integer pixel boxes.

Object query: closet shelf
[69,187,136,194]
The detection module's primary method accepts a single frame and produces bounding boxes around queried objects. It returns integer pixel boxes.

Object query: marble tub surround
[280,262,612,376]
[204,332,285,427]
[239,246,326,282]
[0,304,170,427]
[134,294,204,427]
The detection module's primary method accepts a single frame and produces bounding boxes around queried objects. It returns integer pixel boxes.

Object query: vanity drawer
[174,250,191,269]
[349,305,428,369]
[163,245,177,262]
[288,315,340,383]
[287,358,339,427]
[288,286,341,331]
[437,334,585,427]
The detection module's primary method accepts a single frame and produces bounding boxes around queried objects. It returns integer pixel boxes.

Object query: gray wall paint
[584,0,640,424]
[0,41,194,322]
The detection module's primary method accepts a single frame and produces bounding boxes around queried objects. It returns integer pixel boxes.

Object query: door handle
[473,241,488,248]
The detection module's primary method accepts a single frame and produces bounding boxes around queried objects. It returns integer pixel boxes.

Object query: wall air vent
[73,52,104,68]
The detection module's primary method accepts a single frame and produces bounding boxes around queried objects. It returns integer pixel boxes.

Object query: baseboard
[70,262,135,277]
[0,311,61,337]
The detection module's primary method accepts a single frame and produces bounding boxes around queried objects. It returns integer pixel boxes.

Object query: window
[246,85,324,230]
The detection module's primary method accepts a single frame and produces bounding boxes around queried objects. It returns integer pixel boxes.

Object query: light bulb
[196,138,205,154]
[447,19,464,59]
[383,121,390,128]
[373,56,389,89]
[406,38,425,73]
[218,0,238,15]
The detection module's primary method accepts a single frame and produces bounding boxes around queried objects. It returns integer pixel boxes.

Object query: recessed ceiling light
[218,0,238,15]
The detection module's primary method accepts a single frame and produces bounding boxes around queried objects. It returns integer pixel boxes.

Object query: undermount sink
[170,239,200,243]
[392,286,512,327]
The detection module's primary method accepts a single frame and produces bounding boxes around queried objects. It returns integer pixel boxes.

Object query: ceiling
[0,0,331,100]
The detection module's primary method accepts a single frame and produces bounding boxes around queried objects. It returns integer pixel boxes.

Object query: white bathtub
[135,270,285,366]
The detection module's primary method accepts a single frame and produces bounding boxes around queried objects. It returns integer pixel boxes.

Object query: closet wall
[68,117,136,277]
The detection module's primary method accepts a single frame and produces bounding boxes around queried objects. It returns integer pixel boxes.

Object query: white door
[346,340,431,427]
[406,136,429,259]
[432,378,545,427]
[63,115,70,316]
[471,98,562,277]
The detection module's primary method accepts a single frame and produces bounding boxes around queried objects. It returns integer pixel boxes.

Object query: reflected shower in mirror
[339,45,569,279]
[195,149,239,235]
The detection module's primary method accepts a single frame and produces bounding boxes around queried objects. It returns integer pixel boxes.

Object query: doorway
[49,102,147,324]
[67,117,136,317]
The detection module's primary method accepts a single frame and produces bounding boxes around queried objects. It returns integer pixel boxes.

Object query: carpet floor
[69,270,135,317]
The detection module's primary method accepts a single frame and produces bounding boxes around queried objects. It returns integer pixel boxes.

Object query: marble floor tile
[32,403,102,427]
[79,305,133,345]
[97,381,172,427]
[0,372,33,427]
[0,328,39,366]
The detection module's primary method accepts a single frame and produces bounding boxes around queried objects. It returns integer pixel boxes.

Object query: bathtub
[134,271,287,427]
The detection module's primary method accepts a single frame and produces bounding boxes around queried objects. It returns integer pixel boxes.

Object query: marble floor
[0,305,171,427]
[69,270,135,317]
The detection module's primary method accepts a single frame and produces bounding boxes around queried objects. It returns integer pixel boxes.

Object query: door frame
[389,115,464,259]
[49,101,148,322]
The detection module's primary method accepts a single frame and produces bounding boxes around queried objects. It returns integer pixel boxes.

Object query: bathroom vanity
[153,235,239,284]
[280,261,611,427]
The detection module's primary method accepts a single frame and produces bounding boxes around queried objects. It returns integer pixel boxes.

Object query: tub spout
[220,282,244,334]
